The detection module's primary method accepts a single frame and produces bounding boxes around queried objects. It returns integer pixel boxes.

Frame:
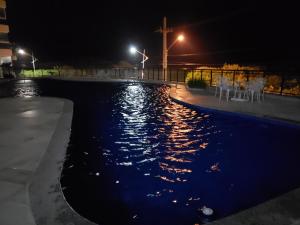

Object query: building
[0,0,12,66]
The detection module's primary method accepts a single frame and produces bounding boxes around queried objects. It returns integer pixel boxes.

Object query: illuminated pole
[157,17,185,81]
[160,17,173,81]
[142,49,146,79]
[129,46,149,79]
[163,17,167,78]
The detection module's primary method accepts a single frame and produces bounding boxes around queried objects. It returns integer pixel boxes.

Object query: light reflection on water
[102,83,220,223]
[0,79,40,98]
[109,84,213,169]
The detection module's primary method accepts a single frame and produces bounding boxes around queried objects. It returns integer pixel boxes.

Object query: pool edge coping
[29,97,97,225]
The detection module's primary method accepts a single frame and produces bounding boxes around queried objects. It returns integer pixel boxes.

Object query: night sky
[6,0,300,67]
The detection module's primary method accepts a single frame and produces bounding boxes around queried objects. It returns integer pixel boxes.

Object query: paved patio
[0,97,95,225]
[170,84,300,124]
[0,97,65,225]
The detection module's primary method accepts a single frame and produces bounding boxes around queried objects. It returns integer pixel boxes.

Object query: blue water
[2,79,300,225]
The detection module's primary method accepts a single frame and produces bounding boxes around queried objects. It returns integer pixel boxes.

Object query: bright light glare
[18,49,26,55]
[177,34,184,42]
[129,46,137,54]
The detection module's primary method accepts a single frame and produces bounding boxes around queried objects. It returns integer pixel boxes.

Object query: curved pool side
[28,98,96,225]
[169,88,300,225]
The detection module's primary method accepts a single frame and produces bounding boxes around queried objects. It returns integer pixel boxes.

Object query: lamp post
[17,49,38,76]
[159,17,185,81]
[129,46,149,79]
[164,34,185,81]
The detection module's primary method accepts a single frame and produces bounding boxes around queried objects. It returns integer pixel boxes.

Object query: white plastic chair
[214,76,221,97]
[232,81,242,98]
[243,78,266,103]
[215,76,231,102]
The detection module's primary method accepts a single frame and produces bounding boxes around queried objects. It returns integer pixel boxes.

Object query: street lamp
[17,48,38,76]
[129,46,149,79]
[163,33,185,79]
[159,17,185,81]
[168,34,185,51]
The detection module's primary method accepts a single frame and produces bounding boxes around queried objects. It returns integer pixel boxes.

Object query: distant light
[129,46,137,54]
[18,49,26,55]
[177,34,184,42]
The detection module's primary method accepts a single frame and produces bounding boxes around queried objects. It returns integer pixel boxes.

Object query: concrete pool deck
[0,97,95,225]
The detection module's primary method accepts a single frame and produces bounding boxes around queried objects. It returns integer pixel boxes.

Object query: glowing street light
[17,48,38,75]
[168,34,185,51]
[177,34,184,42]
[18,49,26,55]
[130,46,138,54]
[129,46,149,79]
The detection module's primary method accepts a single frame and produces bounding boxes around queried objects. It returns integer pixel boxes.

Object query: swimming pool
[2,79,300,225]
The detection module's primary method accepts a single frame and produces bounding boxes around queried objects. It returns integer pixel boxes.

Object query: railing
[11,67,300,96]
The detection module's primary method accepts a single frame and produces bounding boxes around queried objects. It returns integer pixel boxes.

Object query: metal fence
[12,67,300,96]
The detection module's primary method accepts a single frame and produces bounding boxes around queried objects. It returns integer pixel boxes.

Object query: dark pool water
[2,79,300,225]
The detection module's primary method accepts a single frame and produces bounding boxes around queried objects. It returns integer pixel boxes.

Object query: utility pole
[159,17,172,81]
